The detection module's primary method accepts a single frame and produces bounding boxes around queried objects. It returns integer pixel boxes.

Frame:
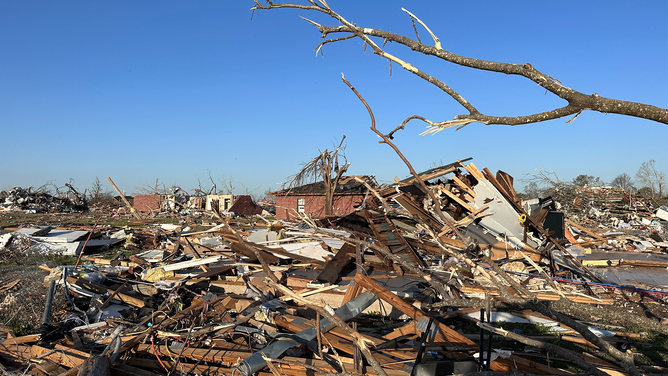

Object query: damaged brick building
[269,176,374,220]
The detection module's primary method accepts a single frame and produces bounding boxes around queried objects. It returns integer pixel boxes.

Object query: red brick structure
[133,194,162,213]
[269,176,375,221]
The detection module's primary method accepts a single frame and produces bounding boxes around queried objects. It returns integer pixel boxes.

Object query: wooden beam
[451,175,475,198]
[353,274,474,347]
[438,186,475,213]
[66,276,145,308]
[565,219,605,241]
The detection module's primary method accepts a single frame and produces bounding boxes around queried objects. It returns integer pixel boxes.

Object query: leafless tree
[90,176,103,201]
[193,171,218,197]
[635,159,666,198]
[285,135,349,216]
[239,182,262,196]
[611,173,635,192]
[220,175,236,195]
[252,1,667,130]
[135,178,169,195]
[260,188,276,204]
[87,177,117,206]
[522,168,570,193]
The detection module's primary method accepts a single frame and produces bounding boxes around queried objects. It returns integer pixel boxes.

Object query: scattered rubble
[1,187,87,213]
[0,159,667,376]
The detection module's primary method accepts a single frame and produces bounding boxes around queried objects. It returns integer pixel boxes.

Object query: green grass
[2,317,37,336]
[634,333,668,366]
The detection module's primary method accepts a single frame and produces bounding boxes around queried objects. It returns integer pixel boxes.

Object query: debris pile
[0,159,667,375]
[1,187,87,213]
[553,185,657,228]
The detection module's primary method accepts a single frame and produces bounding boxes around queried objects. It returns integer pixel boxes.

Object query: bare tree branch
[252,2,668,126]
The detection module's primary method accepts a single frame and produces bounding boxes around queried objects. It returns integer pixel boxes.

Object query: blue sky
[1,1,666,196]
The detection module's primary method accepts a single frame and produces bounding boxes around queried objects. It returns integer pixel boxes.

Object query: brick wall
[275,194,364,220]
[133,194,162,213]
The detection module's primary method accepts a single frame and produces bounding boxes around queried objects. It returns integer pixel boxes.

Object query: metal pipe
[486,325,493,370]
[62,267,75,308]
[478,308,484,370]
[42,280,56,325]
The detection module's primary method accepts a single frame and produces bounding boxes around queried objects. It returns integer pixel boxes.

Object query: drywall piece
[656,205,668,221]
[33,241,82,256]
[472,180,539,250]
[462,310,568,332]
[0,233,11,249]
[247,230,278,244]
[271,241,334,262]
[199,237,224,248]
[136,250,167,263]
[32,230,89,243]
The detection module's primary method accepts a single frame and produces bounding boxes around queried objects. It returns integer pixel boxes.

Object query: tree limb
[478,322,609,376]
[253,2,668,125]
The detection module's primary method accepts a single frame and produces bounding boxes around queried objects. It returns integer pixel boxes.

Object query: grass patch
[635,333,668,367]
[1,317,38,336]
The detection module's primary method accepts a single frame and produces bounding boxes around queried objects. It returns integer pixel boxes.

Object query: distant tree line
[523,159,666,202]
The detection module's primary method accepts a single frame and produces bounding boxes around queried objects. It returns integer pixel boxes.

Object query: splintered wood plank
[354,274,474,347]
[565,219,605,241]
[34,359,67,375]
[1,334,40,345]
[272,315,406,369]
[464,163,485,181]
[471,202,490,216]
[458,285,614,305]
[0,280,20,294]
[392,195,442,230]
[382,321,418,340]
[451,175,476,198]
[65,276,145,308]
[341,281,362,305]
[494,355,574,375]
[496,170,520,204]
[229,242,281,264]
[317,242,355,283]
[135,344,250,365]
[438,186,476,213]
[581,353,626,376]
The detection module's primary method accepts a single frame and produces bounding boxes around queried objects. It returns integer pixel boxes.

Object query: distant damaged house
[205,194,235,212]
[133,194,161,213]
[228,195,263,216]
[269,176,375,220]
[133,188,199,213]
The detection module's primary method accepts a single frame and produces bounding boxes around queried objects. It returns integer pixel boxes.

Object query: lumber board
[316,243,355,283]
[458,285,614,305]
[566,219,605,241]
[438,186,475,213]
[353,274,474,347]
[66,276,145,308]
